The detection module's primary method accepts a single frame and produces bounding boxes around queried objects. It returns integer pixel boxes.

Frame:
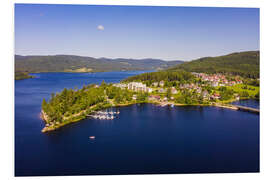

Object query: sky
[15,4,259,61]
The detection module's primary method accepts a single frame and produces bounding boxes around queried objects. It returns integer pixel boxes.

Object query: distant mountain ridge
[15,55,184,73]
[168,51,259,78]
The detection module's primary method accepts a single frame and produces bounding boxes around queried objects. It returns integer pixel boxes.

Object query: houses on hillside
[180,83,201,91]
[192,72,242,87]
[151,81,165,87]
[112,71,243,103]
[211,92,221,100]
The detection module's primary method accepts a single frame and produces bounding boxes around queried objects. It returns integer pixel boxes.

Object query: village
[113,72,244,104]
[192,72,243,87]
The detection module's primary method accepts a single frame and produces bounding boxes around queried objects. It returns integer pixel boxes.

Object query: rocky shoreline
[40,110,58,133]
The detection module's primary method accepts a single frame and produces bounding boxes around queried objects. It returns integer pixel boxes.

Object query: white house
[171,87,178,94]
[152,82,158,87]
[159,80,165,87]
[147,87,153,93]
[132,94,137,100]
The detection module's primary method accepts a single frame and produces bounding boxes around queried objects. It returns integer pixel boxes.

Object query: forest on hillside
[122,71,196,86]
[168,51,259,78]
[15,55,183,73]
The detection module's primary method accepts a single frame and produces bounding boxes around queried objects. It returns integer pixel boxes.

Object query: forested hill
[122,71,195,85]
[168,51,260,78]
[15,55,183,73]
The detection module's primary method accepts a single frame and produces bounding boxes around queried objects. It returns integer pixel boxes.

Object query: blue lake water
[231,99,260,109]
[15,72,259,176]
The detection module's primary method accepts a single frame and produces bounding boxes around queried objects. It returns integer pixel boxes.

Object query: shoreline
[15,75,35,80]
[40,99,254,133]
[23,69,152,74]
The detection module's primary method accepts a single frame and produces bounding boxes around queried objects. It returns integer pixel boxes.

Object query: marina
[87,110,120,120]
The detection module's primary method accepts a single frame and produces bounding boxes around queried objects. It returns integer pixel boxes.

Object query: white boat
[89,136,95,139]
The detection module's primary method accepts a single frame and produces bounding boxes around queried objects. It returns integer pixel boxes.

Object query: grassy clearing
[228,84,259,97]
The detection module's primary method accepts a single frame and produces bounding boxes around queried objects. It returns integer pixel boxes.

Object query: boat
[88,110,118,120]
[89,136,95,139]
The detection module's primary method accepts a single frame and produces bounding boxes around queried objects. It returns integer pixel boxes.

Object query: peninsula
[15,71,34,80]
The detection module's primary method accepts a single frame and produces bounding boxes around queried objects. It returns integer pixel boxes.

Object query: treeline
[122,71,196,86]
[107,85,132,103]
[169,51,259,78]
[243,78,260,87]
[174,89,205,105]
[42,84,107,123]
[15,55,183,73]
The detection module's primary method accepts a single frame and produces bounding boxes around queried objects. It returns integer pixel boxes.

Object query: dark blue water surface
[15,72,259,176]
[231,99,260,109]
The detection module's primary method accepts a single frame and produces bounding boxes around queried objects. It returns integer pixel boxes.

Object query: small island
[41,70,259,133]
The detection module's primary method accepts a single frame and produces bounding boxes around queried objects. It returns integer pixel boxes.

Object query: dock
[233,105,260,114]
[215,103,259,114]
[159,102,173,107]
[159,102,259,114]
[87,110,120,120]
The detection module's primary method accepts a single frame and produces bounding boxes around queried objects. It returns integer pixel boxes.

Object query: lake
[15,72,259,176]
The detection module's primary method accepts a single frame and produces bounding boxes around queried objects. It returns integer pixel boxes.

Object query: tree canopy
[168,51,259,78]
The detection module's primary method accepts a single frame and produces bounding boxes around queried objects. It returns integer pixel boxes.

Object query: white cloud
[97,25,104,31]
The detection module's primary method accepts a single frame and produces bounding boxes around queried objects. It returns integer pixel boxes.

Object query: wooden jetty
[233,105,260,114]
[159,102,260,114]
[215,103,259,114]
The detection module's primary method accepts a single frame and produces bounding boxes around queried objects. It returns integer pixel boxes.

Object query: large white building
[127,82,153,93]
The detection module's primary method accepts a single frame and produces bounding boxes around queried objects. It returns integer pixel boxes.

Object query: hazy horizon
[15,49,259,62]
[15,4,259,61]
